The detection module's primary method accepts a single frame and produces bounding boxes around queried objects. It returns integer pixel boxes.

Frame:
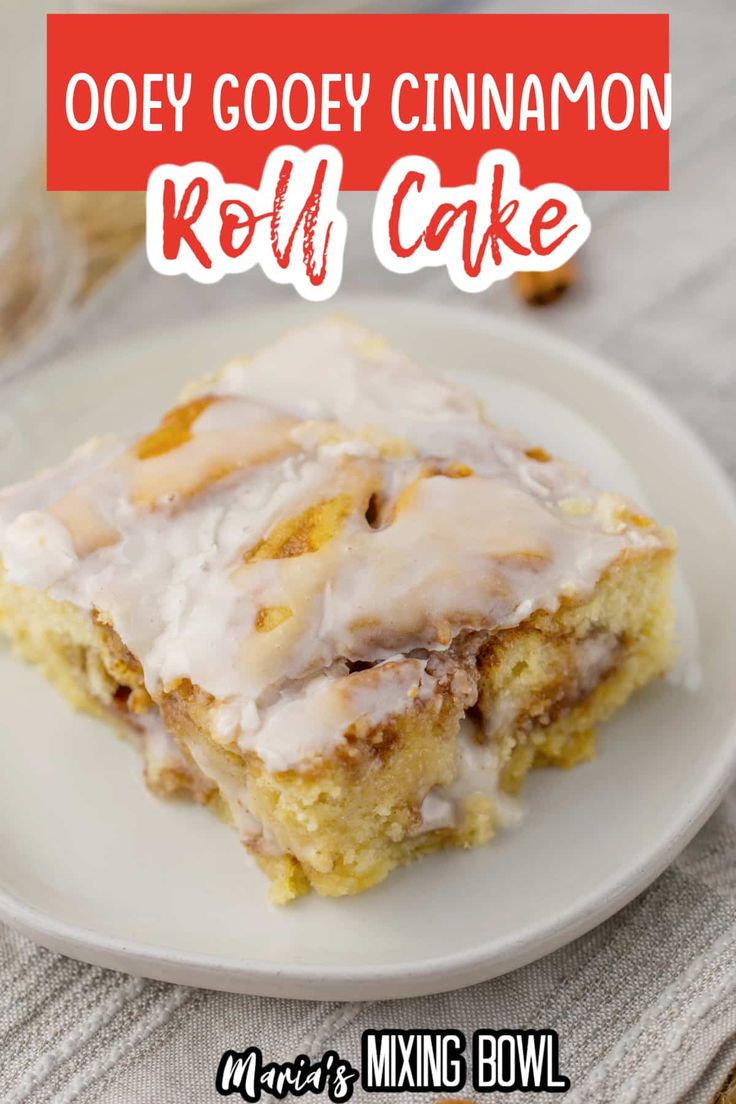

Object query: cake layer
[0,543,673,900]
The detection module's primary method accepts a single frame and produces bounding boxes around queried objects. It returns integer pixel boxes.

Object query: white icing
[667,570,702,692]
[415,719,523,835]
[240,657,436,772]
[180,717,267,844]
[0,319,666,771]
[129,708,213,801]
[211,322,484,453]
[1,510,79,589]
[135,708,188,771]
[0,437,124,522]
[574,630,621,694]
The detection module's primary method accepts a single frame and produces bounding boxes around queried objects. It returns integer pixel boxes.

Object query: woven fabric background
[1,1,735,1101]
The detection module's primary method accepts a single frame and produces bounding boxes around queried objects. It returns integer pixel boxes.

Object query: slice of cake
[0,319,675,901]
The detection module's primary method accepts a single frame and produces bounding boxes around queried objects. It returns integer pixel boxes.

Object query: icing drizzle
[0,319,664,770]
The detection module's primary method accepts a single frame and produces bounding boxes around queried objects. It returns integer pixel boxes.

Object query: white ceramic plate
[1,297,735,1000]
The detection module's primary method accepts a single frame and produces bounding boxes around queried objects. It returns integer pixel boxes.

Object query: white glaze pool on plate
[0,297,734,999]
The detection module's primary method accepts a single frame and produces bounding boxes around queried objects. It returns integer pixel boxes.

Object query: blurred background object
[54,191,145,296]
[72,1,433,11]
[0,1,83,372]
[0,0,440,374]
[513,260,579,306]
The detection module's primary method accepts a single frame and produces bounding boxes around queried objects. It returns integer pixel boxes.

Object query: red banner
[46,13,669,192]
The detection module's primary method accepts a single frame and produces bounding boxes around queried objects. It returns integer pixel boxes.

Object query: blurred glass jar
[0,1,83,376]
[72,1,432,11]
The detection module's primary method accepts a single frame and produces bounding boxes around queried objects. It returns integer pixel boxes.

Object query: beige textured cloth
[1,1,735,1101]
[0,806,734,1103]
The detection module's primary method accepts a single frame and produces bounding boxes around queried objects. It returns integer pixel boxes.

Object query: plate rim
[2,293,736,1000]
